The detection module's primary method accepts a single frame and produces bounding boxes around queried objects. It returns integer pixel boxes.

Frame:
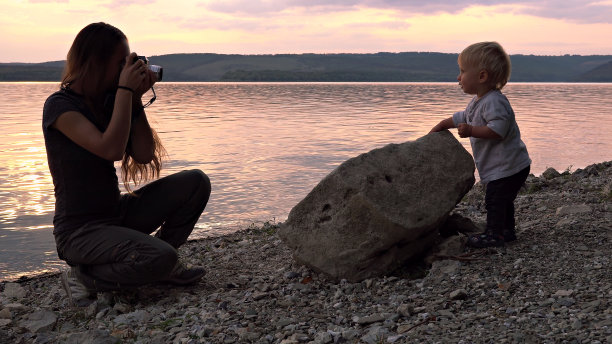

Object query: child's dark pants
[485,166,530,237]
[54,169,211,291]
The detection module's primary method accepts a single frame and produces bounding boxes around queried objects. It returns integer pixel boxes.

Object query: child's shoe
[502,229,517,242]
[467,232,505,248]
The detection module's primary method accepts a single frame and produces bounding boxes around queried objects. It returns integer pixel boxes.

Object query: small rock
[276,317,296,328]
[0,308,11,319]
[353,314,385,325]
[3,283,26,299]
[553,290,574,297]
[556,204,592,215]
[387,334,406,343]
[450,289,468,300]
[342,329,359,340]
[113,302,130,314]
[4,303,26,311]
[424,260,461,284]
[252,292,268,301]
[397,304,413,317]
[437,309,455,318]
[557,298,576,307]
[313,331,333,344]
[361,326,389,344]
[542,167,561,179]
[20,310,57,333]
[284,271,300,279]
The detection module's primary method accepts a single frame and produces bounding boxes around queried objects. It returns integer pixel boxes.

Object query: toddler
[430,41,531,248]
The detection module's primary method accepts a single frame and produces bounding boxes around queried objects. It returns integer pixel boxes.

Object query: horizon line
[3,51,612,64]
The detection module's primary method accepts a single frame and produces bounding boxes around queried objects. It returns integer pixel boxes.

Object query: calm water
[1,82,611,281]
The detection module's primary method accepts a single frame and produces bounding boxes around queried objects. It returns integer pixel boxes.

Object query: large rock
[279,131,475,281]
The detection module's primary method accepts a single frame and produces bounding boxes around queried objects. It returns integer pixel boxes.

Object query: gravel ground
[1,161,610,344]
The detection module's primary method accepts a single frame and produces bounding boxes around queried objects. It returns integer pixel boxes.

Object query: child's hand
[457,123,472,138]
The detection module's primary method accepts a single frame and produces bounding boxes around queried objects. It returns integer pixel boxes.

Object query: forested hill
[1,53,612,82]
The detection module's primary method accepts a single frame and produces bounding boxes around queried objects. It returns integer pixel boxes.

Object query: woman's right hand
[118,52,147,91]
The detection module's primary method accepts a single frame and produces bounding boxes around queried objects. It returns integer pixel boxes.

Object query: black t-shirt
[42,88,120,235]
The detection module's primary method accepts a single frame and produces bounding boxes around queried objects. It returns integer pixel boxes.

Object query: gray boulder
[279,131,475,281]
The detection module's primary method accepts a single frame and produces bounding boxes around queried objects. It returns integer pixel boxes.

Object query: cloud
[520,0,612,24]
[159,12,289,31]
[27,0,68,3]
[104,0,157,9]
[198,0,612,23]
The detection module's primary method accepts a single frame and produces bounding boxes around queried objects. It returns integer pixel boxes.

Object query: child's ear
[478,69,488,83]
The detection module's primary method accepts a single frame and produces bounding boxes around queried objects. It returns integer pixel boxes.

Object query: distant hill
[573,60,612,82]
[1,53,611,82]
[0,61,64,81]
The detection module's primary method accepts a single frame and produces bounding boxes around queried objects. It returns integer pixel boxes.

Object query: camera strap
[143,86,156,108]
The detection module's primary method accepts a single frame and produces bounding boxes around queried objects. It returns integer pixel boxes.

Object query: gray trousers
[55,169,211,291]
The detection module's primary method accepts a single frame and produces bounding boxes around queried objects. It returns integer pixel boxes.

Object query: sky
[2,0,612,63]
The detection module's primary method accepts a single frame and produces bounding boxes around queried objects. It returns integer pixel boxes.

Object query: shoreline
[1,161,610,343]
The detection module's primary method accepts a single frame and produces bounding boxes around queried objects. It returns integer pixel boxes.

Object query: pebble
[1,161,611,343]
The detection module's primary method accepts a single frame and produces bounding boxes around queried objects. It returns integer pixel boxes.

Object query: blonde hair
[459,41,511,90]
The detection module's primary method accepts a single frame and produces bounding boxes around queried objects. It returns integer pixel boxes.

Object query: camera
[135,55,163,81]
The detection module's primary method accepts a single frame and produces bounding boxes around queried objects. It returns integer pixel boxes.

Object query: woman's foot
[164,261,206,285]
[60,267,97,307]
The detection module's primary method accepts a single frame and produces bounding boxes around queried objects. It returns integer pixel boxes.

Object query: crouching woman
[42,22,211,306]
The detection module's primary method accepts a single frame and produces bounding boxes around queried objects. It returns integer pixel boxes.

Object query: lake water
[1,82,611,281]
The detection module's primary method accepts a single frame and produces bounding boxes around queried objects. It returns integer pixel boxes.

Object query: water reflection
[1,82,611,280]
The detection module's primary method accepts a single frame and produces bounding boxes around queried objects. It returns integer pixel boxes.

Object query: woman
[43,22,211,306]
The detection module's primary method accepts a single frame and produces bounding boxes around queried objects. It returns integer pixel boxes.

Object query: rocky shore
[1,161,611,344]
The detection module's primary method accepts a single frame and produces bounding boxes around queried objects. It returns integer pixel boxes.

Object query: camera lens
[149,65,163,81]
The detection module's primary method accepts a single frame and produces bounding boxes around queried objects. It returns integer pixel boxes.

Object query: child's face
[457,57,489,97]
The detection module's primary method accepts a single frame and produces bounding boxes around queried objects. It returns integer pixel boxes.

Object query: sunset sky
[2,0,612,63]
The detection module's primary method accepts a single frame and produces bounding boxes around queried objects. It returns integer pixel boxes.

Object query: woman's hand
[133,68,156,100]
[118,52,147,91]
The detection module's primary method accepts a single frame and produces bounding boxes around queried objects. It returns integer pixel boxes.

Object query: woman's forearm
[100,88,133,160]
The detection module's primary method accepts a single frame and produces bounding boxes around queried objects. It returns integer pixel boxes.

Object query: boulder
[279,131,475,281]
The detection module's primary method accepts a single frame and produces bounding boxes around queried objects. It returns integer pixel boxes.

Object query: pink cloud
[28,0,69,3]
[199,0,612,24]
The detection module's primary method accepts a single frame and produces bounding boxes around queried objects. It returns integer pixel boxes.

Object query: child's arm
[457,123,502,139]
[429,117,455,133]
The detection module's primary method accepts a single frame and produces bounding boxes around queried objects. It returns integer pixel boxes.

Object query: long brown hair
[62,22,165,192]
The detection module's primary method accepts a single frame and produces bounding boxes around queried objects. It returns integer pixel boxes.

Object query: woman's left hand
[133,68,156,100]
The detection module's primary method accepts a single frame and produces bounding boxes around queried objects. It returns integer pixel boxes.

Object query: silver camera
[135,55,163,81]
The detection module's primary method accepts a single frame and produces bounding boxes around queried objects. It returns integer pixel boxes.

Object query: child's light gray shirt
[453,90,531,183]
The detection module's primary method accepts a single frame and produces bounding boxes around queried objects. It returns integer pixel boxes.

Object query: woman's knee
[186,169,211,199]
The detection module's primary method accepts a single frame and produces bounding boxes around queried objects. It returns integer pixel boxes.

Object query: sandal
[467,232,505,248]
